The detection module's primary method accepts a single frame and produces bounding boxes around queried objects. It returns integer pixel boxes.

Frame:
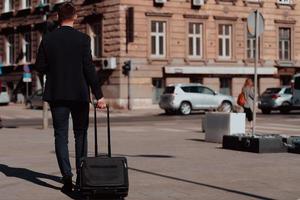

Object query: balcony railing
[276,0,296,9]
[243,0,264,7]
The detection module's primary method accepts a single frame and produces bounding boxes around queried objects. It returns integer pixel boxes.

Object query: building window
[247,33,260,59]
[152,78,164,104]
[220,78,232,95]
[5,34,15,64]
[22,32,32,63]
[151,21,166,58]
[190,77,203,84]
[188,23,203,59]
[279,27,291,61]
[278,0,292,4]
[218,24,232,59]
[89,23,102,58]
[281,75,292,86]
[21,0,31,9]
[3,0,14,12]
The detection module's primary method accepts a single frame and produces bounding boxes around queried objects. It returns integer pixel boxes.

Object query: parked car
[0,86,10,105]
[159,83,235,115]
[292,73,300,107]
[26,89,43,109]
[259,86,292,114]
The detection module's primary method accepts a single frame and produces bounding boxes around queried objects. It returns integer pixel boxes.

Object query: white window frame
[247,35,259,59]
[278,0,292,4]
[22,32,31,63]
[5,34,14,65]
[218,24,232,60]
[39,0,49,5]
[89,23,102,59]
[279,27,291,61]
[55,0,65,3]
[150,21,166,58]
[3,0,14,13]
[20,0,31,9]
[188,23,203,59]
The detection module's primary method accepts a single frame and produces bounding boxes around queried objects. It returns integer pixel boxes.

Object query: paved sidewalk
[1,121,300,200]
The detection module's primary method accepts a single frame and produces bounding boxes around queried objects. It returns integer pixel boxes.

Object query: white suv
[0,86,10,105]
[159,84,234,115]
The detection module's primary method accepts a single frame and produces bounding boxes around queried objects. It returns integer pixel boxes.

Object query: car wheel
[261,109,271,114]
[280,101,291,114]
[179,102,192,115]
[220,101,233,113]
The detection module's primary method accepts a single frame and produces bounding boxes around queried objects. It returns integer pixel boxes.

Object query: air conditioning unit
[155,0,167,4]
[102,57,117,70]
[193,0,204,6]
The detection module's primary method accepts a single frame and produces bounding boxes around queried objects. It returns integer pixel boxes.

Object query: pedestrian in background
[35,2,106,193]
[242,78,255,131]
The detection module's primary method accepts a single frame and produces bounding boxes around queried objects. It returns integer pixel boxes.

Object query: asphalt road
[2,105,300,136]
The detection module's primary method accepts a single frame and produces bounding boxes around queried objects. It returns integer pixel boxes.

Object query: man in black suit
[35,2,106,192]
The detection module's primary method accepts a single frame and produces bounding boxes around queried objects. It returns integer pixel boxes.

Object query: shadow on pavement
[129,167,275,200]
[0,164,124,200]
[117,154,175,159]
[186,138,206,142]
[0,164,61,190]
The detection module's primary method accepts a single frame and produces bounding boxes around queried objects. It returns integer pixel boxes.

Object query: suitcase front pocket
[82,158,126,187]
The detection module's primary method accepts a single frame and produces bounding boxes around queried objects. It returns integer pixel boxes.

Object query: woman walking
[241,78,255,131]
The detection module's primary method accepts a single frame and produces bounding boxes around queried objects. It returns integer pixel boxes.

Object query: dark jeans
[50,101,89,179]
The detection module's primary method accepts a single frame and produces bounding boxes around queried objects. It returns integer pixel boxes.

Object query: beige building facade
[0,0,299,109]
[115,0,300,109]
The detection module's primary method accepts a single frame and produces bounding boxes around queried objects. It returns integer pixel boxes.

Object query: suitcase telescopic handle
[93,101,111,158]
[93,101,98,157]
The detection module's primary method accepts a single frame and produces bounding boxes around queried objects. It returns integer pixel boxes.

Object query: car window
[1,87,7,92]
[181,86,190,93]
[190,86,200,93]
[163,87,175,94]
[284,88,292,94]
[181,86,200,93]
[263,88,281,95]
[202,87,214,95]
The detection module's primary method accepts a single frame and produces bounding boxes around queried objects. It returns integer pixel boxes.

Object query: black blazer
[35,26,103,102]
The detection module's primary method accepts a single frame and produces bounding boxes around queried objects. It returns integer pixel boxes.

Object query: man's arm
[35,39,48,74]
[82,35,104,102]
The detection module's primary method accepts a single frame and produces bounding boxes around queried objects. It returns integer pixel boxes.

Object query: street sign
[23,73,32,82]
[247,11,264,37]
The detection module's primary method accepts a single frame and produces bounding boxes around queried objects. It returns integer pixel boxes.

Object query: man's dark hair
[58,2,76,23]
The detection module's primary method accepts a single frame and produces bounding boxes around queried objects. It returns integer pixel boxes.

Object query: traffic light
[122,60,131,76]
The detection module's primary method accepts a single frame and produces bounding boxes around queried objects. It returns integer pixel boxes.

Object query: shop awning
[164,66,277,75]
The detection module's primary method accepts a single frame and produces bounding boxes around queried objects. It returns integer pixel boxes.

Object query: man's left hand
[96,98,106,109]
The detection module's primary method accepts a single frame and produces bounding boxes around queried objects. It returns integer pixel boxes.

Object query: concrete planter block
[205,112,246,143]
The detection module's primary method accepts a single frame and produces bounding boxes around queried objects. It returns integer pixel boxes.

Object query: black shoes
[61,176,73,193]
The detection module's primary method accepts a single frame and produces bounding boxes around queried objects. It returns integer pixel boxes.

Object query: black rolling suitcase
[80,104,129,199]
